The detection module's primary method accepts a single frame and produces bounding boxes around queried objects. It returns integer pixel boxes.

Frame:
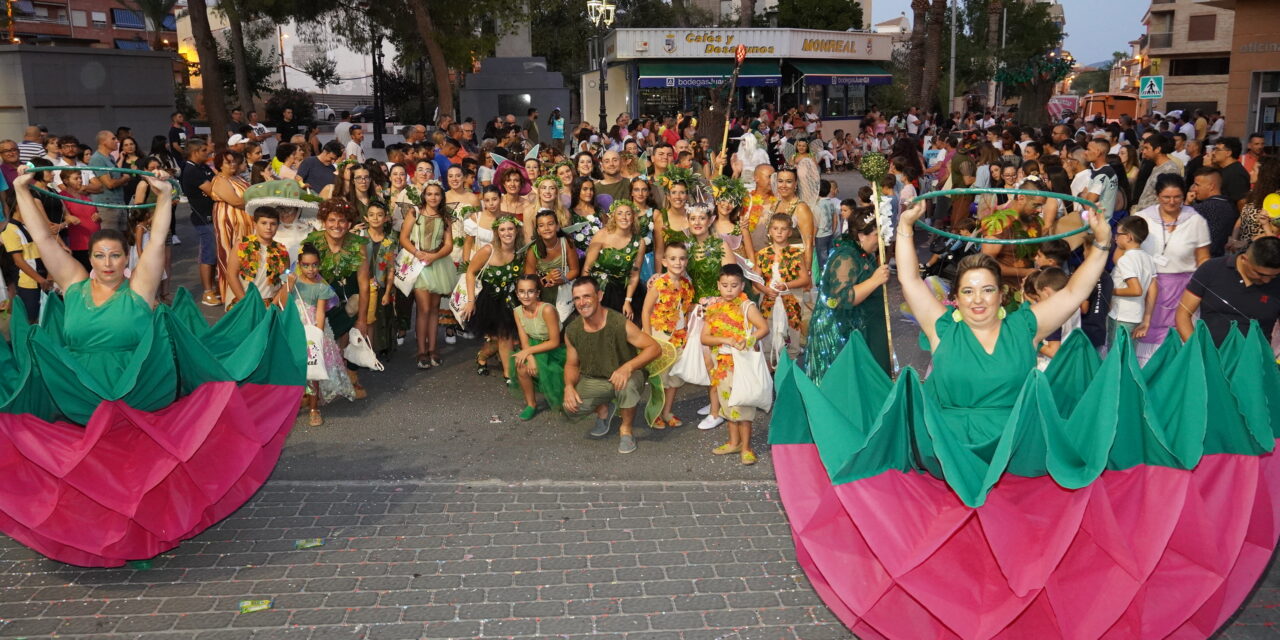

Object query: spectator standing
[297,141,343,193]
[17,126,44,164]
[334,111,354,147]
[166,111,187,165]
[275,107,301,143]
[1212,137,1251,211]
[344,126,366,162]
[1133,134,1180,211]
[1177,237,1280,346]
[1188,168,1238,257]
[180,140,220,307]
[524,108,541,146]
[88,131,129,231]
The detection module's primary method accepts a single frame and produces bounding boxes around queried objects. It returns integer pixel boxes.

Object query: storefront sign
[612,28,892,62]
[1240,42,1280,54]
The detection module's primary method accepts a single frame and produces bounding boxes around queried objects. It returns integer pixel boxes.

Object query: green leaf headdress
[710,175,748,206]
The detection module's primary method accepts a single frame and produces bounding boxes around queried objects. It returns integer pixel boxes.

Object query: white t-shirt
[1170,149,1190,166]
[1136,205,1211,273]
[1209,118,1225,138]
[906,114,920,135]
[334,122,354,147]
[1070,170,1092,200]
[1179,121,1196,140]
[980,117,996,129]
[1110,248,1156,323]
[344,139,365,162]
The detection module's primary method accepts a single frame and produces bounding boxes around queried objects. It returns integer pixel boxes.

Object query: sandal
[308,410,323,427]
[712,443,741,455]
[651,416,668,430]
[476,360,490,376]
[417,354,433,370]
[429,352,441,368]
[740,450,758,466]
[663,414,683,428]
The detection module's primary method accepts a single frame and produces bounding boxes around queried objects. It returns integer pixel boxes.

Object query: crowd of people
[2,99,1279,457]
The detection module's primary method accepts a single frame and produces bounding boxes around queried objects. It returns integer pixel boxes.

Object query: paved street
[0,167,1277,638]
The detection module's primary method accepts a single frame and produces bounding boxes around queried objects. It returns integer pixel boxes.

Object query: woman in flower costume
[710,174,752,262]
[459,216,524,382]
[773,198,1280,639]
[651,166,701,263]
[400,181,457,369]
[303,198,372,397]
[685,204,734,303]
[0,170,305,567]
[582,199,645,319]
[803,209,891,381]
[567,177,605,257]
[630,177,659,281]
[526,174,570,244]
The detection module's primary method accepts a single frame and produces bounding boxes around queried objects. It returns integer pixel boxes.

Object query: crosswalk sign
[1139,76,1164,100]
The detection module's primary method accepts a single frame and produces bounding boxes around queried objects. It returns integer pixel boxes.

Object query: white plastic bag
[304,323,328,380]
[553,284,574,322]
[448,270,483,329]
[343,328,384,371]
[726,300,773,412]
[392,248,426,296]
[670,311,710,386]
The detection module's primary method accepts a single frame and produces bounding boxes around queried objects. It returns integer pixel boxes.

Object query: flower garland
[492,214,523,230]
[532,174,562,191]
[608,199,637,215]
[656,166,699,192]
[236,235,289,286]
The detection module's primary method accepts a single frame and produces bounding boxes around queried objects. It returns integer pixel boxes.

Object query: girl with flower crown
[582,199,646,320]
[443,165,480,342]
[459,216,523,382]
[525,175,570,244]
[553,162,577,208]
[400,181,457,370]
[650,168,698,265]
[629,177,659,281]
[711,175,752,263]
[568,177,605,257]
[524,208,580,313]
[463,185,501,264]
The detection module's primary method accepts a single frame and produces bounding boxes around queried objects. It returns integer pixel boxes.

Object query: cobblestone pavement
[0,481,853,639]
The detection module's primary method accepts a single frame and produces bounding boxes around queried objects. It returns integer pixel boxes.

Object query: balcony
[1149,32,1174,49]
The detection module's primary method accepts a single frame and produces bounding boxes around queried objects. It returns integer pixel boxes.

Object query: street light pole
[947,0,956,113]
[277,26,288,89]
[588,0,615,134]
[372,32,385,149]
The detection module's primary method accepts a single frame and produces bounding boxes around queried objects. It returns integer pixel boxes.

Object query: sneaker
[460,331,475,340]
[445,330,457,344]
[201,291,222,307]
[589,416,612,438]
[617,434,636,454]
[697,403,712,416]
[697,415,725,430]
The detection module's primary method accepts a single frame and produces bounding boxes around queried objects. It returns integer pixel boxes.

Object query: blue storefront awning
[638,61,780,89]
[111,8,145,29]
[791,61,892,86]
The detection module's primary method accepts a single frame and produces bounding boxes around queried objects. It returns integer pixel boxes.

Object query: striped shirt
[17,141,44,164]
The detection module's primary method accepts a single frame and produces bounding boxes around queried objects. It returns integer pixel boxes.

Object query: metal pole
[948,0,956,113]
[996,5,1007,108]
[372,33,385,149]
[277,27,288,89]
[598,31,609,133]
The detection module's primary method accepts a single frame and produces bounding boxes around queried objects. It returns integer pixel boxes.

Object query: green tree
[214,39,277,102]
[776,0,862,31]
[1071,68,1111,96]
[300,56,342,92]
[265,89,317,129]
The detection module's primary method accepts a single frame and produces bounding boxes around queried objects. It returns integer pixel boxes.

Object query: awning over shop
[638,61,781,89]
[790,61,892,86]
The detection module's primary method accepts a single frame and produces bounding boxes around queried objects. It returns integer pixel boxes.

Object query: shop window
[825,87,846,119]
[847,85,867,117]
[1169,57,1230,76]
[805,84,824,111]
[1187,15,1215,42]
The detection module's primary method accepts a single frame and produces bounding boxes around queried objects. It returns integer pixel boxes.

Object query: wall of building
[0,46,175,143]
[1145,0,1234,113]
[1223,0,1280,138]
[579,65,632,129]
[13,0,177,48]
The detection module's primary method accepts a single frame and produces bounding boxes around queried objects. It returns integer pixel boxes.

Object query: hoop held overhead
[908,187,1101,245]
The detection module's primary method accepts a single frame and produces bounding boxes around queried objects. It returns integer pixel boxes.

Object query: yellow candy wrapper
[239,599,273,614]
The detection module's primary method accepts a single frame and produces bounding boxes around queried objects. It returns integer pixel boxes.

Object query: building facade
[11,0,177,50]
[1143,0,1234,115]
[1205,0,1280,142]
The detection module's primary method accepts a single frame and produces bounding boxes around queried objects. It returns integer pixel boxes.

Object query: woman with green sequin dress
[582,199,645,320]
[459,216,524,383]
[302,198,372,398]
[685,205,734,304]
[804,210,892,381]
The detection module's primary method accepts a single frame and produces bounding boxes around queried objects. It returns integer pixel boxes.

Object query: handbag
[294,295,328,381]
[726,301,773,412]
[669,311,710,386]
[343,328,384,371]
[449,265,485,329]
[548,239,575,322]
[393,248,426,296]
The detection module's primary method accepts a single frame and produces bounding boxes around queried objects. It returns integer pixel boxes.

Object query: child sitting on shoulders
[641,242,695,428]
[702,264,768,466]
[226,206,289,308]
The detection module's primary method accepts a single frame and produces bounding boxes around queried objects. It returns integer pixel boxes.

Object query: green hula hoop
[907,187,1100,245]
[23,163,182,210]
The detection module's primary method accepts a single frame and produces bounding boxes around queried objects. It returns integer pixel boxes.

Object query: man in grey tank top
[563,277,660,454]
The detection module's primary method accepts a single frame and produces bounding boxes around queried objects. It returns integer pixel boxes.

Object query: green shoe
[519,405,538,421]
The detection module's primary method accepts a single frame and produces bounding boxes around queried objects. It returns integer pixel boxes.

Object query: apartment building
[1143,0,1234,115]
[1202,0,1280,142]
[10,0,177,50]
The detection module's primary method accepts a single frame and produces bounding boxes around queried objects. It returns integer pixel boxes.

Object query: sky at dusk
[869,0,1150,67]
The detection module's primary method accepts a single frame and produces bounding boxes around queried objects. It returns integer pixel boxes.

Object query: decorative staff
[718,44,748,164]
[857,152,896,375]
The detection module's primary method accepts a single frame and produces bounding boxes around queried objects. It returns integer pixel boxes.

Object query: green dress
[805,240,890,381]
[303,230,369,339]
[507,301,567,409]
[687,235,726,302]
[534,237,571,306]
[408,213,459,295]
[592,236,644,314]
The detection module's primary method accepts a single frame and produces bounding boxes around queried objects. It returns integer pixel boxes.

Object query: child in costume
[753,213,811,364]
[226,206,289,308]
[701,264,768,465]
[510,275,566,420]
[358,201,399,357]
[295,242,356,426]
[641,242,694,428]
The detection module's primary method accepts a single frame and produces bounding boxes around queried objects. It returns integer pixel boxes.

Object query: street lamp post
[587,0,615,134]
[371,32,385,149]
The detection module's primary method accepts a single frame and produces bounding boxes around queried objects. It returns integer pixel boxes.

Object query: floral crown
[423,179,444,189]
[656,166,699,191]
[532,174,562,190]
[492,214,523,230]
[336,158,361,172]
[710,175,748,206]
[608,199,637,214]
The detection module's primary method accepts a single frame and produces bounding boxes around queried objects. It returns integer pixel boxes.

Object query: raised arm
[1031,208,1112,345]
[11,172,87,289]
[130,174,174,306]
[895,200,946,343]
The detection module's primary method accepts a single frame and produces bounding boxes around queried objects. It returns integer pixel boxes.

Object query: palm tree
[116,0,179,50]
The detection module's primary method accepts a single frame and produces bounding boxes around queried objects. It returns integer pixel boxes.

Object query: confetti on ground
[127,560,152,571]
[294,538,325,549]
[239,599,273,614]
[489,415,502,423]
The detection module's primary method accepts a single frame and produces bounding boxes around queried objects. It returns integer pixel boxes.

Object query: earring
[997,307,1007,320]
[952,308,963,322]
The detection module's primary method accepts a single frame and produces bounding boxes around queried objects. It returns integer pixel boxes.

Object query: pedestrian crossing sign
[1139,76,1164,100]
